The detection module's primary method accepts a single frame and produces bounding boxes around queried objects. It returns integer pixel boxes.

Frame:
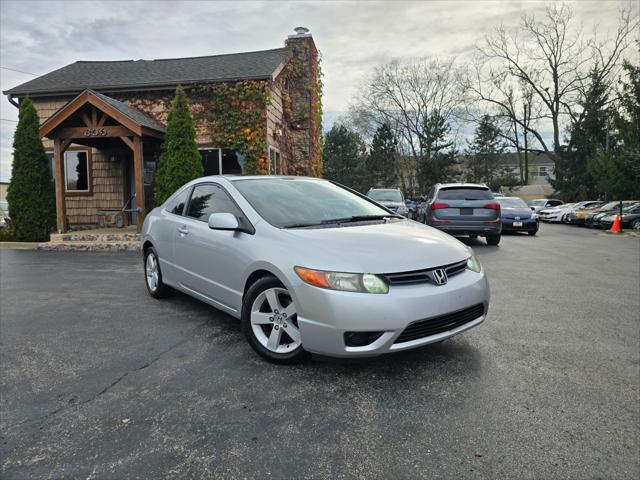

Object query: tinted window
[165,188,190,216]
[368,190,403,202]
[186,184,241,221]
[437,187,492,200]
[64,150,89,192]
[497,197,528,208]
[233,178,389,228]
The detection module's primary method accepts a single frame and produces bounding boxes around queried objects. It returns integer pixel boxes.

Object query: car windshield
[529,200,547,206]
[597,202,619,210]
[233,178,393,228]
[437,187,492,200]
[368,190,403,202]
[497,197,528,209]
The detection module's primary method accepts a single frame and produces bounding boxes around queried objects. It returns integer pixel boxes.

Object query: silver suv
[424,183,502,245]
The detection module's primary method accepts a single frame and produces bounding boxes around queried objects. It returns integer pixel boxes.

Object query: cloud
[0,0,632,181]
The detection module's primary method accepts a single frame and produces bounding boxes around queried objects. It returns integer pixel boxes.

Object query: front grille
[394,304,485,344]
[382,259,467,286]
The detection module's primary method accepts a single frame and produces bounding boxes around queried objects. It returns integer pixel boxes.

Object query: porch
[39,89,165,233]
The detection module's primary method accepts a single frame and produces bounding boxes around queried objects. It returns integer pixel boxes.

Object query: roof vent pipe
[294,27,310,35]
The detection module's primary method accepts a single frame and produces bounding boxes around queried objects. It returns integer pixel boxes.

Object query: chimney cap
[288,26,312,39]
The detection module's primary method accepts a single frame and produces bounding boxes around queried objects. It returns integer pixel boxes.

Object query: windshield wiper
[320,214,402,224]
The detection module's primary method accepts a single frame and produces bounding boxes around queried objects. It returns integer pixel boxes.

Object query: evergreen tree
[155,86,203,205]
[7,98,55,241]
[465,115,506,184]
[552,70,609,200]
[322,124,367,192]
[416,110,457,192]
[588,61,640,200]
[367,123,397,189]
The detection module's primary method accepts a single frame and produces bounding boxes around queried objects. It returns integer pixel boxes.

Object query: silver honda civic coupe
[141,176,489,363]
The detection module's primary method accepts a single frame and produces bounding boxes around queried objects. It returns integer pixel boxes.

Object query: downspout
[7,94,19,108]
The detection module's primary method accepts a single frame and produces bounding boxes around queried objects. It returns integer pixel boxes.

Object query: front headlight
[294,267,389,294]
[397,206,409,215]
[466,254,482,273]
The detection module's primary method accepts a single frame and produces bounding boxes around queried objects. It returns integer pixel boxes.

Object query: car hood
[282,220,470,273]
[501,207,533,218]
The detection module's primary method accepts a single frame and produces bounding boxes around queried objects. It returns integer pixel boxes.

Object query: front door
[173,183,248,313]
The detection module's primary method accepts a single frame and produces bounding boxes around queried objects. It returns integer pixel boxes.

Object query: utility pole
[523,103,529,185]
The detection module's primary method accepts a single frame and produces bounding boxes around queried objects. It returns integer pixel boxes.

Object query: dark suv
[424,183,502,245]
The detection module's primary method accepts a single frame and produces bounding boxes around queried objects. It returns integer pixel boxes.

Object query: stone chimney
[283,27,322,176]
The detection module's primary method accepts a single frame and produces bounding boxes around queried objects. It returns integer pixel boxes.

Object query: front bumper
[293,268,490,357]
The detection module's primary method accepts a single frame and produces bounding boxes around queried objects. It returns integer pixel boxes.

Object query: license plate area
[513,221,523,227]
[460,208,473,215]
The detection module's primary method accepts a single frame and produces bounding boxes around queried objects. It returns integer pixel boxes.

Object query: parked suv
[366,188,408,216]
[424,183,502,245]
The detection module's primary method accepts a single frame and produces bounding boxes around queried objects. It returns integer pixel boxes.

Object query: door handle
[178,226,189,235]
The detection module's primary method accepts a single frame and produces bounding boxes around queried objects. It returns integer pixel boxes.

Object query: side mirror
[208,212,239,231]
[530,207,535,211]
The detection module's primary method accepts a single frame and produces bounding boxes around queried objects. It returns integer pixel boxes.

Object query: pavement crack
[4,320,209,430]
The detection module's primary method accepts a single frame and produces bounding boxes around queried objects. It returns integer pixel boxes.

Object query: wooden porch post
[53,138,67,233]
[133,136,145,232]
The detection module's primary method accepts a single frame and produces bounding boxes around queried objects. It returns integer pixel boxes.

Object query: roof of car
[437,183,489,189]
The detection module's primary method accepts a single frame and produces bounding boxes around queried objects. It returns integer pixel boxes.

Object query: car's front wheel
[632,219,640,230]
[144,246,172,298]
[242,276,309,364]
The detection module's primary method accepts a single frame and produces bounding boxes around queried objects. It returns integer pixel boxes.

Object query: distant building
[456,152,555,185]
[0,181,8,204]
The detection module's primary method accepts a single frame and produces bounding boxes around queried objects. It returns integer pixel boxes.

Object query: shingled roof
[5,47,293,97]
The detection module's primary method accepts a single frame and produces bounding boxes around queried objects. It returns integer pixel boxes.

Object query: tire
[632,219,640,230]
[486,234,501,246]
[144,246,172,298]
[242,276,309,364]
[528,230,537,236]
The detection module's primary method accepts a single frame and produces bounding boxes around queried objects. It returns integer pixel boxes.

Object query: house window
[269,147,281,175]
[538,166,548,176]
[199,149,246,176]
[64,150,90,192]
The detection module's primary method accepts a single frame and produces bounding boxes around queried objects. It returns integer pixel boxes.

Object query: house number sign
[83,128,108,137]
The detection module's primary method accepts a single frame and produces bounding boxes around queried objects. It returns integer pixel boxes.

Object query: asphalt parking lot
[1,224,639,479]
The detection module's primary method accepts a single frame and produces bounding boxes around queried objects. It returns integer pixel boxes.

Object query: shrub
[6,98,55,241]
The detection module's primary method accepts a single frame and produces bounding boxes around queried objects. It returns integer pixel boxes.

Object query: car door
[173,183,250,313]
[155,186,192,284]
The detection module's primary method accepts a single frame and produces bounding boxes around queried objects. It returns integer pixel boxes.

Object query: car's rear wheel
[144,246,172,298]
[632,219,640,230]
[242,277,309,364]
[486,234,501,246]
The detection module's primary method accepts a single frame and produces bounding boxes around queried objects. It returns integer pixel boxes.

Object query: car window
[233,178,390,228]
[165,188,191,216]
[497,197,528,208]
[186,184,241,222]
[437,187,493,200]
[368,190,403,202]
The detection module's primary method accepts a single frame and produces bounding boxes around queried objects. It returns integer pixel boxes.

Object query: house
[3,28,322,233]
[458,152,556,185]
[0,180,8,204]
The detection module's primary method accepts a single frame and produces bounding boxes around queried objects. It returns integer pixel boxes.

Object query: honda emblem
[431,268,448,285]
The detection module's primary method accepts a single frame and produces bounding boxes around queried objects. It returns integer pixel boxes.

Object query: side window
[186,184,241,222]
[165,188,190,216]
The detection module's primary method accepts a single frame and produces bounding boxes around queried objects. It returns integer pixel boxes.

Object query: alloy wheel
[145,253,159,292]
[250,287,301,353]
[632,219,640,230]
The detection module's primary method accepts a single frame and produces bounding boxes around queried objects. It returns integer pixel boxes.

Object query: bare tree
[349,57,463,192]
[466,3,637,161]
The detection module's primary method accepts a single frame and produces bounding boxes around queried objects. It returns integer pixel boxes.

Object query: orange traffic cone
[610,214,621,233]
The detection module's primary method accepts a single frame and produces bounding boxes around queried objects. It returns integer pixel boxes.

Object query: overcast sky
[0,0,632,182]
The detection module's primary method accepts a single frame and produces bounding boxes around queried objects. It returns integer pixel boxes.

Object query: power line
[0,118,18,123]
[0,66,38,76]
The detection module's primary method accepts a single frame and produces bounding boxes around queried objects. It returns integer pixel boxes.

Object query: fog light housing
[344,331,384,347]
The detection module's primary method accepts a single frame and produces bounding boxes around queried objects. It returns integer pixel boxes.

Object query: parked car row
[372,184,540,246]
[537,200,640,230]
